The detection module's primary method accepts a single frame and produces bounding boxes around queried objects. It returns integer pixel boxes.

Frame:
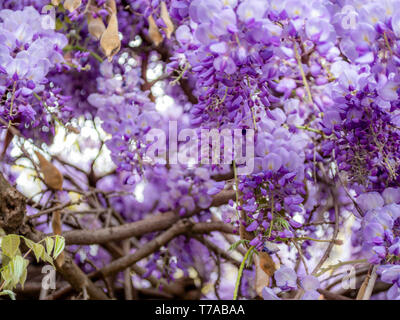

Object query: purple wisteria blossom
[2,0,400,302]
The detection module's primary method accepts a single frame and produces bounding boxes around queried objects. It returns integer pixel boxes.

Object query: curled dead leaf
[259,251,277,277]
[63,0,82,12]
[356,272,370,300]
[87,13,106,40]
[106,0,117,16]
[52,0,63,6]
[34,151,64,191]
[100,13,121,62]
[148,15,163,47]
[160,1,174,39]
[254,255,270,297]
[52,211,62,236]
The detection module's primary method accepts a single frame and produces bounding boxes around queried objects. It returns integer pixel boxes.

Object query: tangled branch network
[0,0,399,300]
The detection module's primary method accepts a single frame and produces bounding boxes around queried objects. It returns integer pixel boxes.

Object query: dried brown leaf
[106,0,117,16]
[148,15,163,47]
[34,151,64,191]
[100,13,121,62]
[63,0,82,12]
[87,13,106,40]
[254,255,270,297]
[259,251,277,277]
[160,1,174,39]
[356,270,372,300]
[52,211,62,236]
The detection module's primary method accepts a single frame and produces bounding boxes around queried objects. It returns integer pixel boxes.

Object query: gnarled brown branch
[62,189,235,245]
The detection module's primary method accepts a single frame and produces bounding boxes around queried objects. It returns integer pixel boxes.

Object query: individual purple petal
[175,25,192,45]
[179,195,196,212]
[276,77,296,95]
[382,188,400,205]
[246,220,258,232]
[213,55,237,74]
[209,42,228,54]
[213,8,237,36]
[302,290,321,300]
[363,222,384,244]
[207,181,225,195]
[388,240,400,256]
[274,266,297,291]
[379,265,400,284]
[262,153,282,172]
[301,275,320,291]
[356,192,384,213]
[237,0,268,23]
[378,81,399,101]
[262,287,281,300]
[387,284,400,300]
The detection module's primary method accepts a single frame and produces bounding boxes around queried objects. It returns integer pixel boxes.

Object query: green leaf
[24,237,51,263]
[23,237,35,250]
[45,237,54,257]
[1,235,20,258]
[1,255,29,290]
[53,236,65,259]
[228,239,249,251]
[12,256,28,287]
[275,216,290,231]
[1,254,10,267]
[246,249,255,268]
[41,251,54,267]
[23,238,43,262]
[33,244,45,263]
[55,18,64,31]
[1,266,12,289]
[0,290,16,300]
[19,267,27,289]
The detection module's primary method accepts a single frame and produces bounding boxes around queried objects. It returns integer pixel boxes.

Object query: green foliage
[274,216,290,231]
[53,235,65,259]
[246,248,255,268]
[23,238,44,263]
[0,290,16,300]
[1,255,29,290]
[1,235,20,258]
[233,246,255,300]
[228,239,249,251]
[45,237,54,257]
[0,234,65,299]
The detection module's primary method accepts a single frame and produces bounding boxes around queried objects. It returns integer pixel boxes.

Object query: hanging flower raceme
[0,6,68,134]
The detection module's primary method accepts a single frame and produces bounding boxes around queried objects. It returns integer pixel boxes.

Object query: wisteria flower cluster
[0,5,69,141]
[1,0,400,301]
